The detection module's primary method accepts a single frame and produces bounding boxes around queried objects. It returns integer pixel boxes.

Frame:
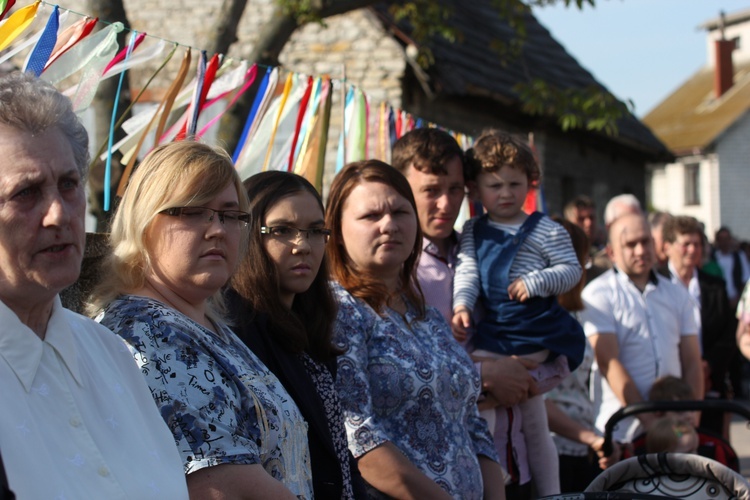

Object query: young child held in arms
[451,129,586,496]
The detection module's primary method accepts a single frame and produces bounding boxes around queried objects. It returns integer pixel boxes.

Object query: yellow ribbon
[262,71,293,171]
[0,1,39,52]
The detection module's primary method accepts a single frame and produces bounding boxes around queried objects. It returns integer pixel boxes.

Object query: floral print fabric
[99,295,313,499]
[332,283,498,499]
[300,352,354,499]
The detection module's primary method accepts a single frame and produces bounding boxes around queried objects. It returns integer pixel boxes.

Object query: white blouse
[0,297,188,499]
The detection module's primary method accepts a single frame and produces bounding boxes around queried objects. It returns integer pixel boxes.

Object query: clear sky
[532,0,750,118]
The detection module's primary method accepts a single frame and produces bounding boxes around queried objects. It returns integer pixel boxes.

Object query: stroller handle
[602,399,750,455]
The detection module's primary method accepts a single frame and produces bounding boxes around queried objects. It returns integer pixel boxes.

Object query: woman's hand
[589,436,621,470]
[186,463,297,500]
[357,442,452,500]
[479,456,506,500]
[738,320,750,360]
[545,399,621,470]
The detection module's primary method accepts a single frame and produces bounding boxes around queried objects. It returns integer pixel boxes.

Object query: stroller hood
[584,453,750,499]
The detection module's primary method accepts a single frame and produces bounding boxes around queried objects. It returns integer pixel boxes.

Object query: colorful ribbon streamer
[0,1,39,51]
[24,4,58,76]
[103,31,137,211]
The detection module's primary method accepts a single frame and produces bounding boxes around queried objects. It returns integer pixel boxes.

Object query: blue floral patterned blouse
[332,283,498,499]
[98,295,314,499]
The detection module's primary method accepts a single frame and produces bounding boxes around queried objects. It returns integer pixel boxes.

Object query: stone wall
[54,1,406,190]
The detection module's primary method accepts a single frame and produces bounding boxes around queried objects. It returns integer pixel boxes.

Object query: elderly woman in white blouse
[0,72,188,498]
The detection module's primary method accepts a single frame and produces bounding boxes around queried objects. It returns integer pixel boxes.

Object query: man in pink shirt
[392,128,537,499]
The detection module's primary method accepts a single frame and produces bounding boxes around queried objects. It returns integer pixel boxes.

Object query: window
[685,163,700,206]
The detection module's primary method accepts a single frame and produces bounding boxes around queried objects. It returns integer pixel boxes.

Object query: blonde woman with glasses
[89,141,313,499]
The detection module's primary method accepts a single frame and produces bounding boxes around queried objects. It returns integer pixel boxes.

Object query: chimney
[715,39,735,98]
[715,11,735,98]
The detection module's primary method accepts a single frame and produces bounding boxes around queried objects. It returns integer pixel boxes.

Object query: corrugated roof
[642,60,750,155]
[374,0,668,157]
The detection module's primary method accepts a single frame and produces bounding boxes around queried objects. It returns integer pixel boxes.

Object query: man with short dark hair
[392,128,467,322]
[393,128,536,498]
[564,195,598,247]
[661,216,736,436]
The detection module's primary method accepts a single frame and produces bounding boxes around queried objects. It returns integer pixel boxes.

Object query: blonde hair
[87,141,249,320]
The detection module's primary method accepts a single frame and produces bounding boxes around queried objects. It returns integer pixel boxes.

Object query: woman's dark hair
[325,159,425,318]
[551,216,589,312]
[231,171,339,362]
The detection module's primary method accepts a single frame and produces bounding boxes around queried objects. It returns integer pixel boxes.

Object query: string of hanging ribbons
[0,0,481,212]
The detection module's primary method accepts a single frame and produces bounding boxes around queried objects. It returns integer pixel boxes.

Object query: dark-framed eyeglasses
[260,225,331,243]
[159,206,250,228]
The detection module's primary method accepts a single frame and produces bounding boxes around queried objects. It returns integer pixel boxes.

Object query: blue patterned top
[98,295,313,499]
[332,283,498,499]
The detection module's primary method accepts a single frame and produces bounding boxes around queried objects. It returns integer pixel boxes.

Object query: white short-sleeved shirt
[0,297,188,499]
[580,269,699,441]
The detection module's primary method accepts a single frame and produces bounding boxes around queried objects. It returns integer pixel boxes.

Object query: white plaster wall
[706,15,750,65]
[717,111,750,240]
[647,155,719,236]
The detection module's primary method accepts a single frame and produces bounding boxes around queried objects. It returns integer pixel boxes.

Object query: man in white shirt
[661,215,736,436]
[580,213,703,442]
[392,128,536,496]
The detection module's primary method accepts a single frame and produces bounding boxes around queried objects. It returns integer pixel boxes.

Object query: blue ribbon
[104,31,137,211]
[232,67,271,162]
[25,5,58,77]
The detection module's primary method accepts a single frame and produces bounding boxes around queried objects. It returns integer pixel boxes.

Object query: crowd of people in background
[3,69,750,499]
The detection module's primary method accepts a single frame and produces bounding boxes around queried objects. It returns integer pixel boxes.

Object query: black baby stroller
[540,400,750,499]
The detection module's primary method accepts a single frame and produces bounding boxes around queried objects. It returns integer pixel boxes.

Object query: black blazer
[0,449,15,500]
[226,290,366,499]
[658,266,737,395]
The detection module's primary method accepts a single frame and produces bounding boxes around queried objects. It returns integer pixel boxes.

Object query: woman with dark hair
[228,170,364,499]
[544,217,620,493]
[325,160,504,499]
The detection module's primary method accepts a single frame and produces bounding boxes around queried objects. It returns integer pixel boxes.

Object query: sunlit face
[144,183,242,304]
[0,125,85,311]
[262,191,327,309]
[474,165,529,225]
[404,156,465,245]
[339,181,418,287]
[608,214,654,280]
[665,232,702,272]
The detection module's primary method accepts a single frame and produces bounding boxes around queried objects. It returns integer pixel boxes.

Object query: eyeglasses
[159,206,250,228]
[260,225,331,243]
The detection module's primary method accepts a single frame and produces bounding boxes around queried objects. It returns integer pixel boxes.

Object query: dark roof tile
[374,0,668,156]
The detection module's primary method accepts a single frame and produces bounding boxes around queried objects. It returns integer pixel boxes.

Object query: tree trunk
[215,6,299,152]
[215,0,385,152]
